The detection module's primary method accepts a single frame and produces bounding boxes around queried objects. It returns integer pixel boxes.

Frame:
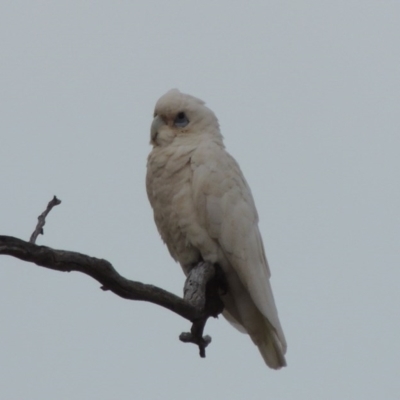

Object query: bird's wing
[191,143,286,347]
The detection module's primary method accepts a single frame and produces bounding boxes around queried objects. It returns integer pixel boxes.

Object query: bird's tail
[256,320,287,369]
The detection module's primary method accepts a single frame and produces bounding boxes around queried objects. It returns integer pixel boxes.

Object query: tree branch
[0,235,201,321]
[29,196,61,244]
[179,262,225,357]
[1,197,225,358]
[0,235,225,357]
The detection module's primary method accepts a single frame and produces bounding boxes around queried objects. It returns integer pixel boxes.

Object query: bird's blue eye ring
[174,112,189,127]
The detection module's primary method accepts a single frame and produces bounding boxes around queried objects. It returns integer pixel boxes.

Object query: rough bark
[1,197,225,357]
[0,235,223,357]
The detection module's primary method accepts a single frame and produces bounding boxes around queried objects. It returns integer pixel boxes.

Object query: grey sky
[1,1,399,399]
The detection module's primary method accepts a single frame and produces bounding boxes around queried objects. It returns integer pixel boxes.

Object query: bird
[146,89,287,369]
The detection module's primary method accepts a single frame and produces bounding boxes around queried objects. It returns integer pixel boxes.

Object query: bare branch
[0,235,225,357]
[29,196,61,244]
[0,235,200,320]
[179,262,225,357]
[1,197,226,358]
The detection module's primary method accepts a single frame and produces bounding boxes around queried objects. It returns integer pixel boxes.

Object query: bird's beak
[151,115,165,142]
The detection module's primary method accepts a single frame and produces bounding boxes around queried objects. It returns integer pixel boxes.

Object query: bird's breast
[146,144,202,269]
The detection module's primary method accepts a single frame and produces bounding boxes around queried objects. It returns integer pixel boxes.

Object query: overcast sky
[1,1,399,399]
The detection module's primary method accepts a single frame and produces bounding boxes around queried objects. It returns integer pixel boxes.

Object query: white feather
[146,89,287,368]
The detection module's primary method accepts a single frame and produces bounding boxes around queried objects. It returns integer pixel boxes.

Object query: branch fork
[179,262,225,357]
[1,197,226,359]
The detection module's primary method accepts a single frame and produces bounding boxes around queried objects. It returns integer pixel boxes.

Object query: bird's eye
[174,112,189,127]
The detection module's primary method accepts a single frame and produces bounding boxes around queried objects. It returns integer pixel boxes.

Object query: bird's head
[150,89,221,146]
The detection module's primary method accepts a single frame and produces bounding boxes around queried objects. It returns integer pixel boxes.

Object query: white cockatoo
[146,89,287,369]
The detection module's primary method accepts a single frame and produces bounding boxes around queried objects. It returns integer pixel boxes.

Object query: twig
[29,196,61,244]
[179,325,212,358]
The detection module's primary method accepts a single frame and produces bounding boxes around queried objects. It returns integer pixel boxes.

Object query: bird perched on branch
[146,89,287,369]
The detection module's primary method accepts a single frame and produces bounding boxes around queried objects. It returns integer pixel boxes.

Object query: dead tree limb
[180,262,225,357]
[0,235,224,357]
[1,197,226,358]
[29,195,61,244]
[1,235,205,320]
